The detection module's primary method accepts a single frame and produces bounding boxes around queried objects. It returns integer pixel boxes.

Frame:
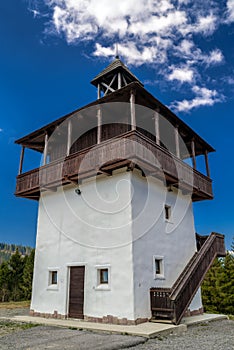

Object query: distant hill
[0,243,33,264]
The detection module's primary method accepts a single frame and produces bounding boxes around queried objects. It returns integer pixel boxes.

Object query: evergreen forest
[0,245,35,302]
[202,238,234,315]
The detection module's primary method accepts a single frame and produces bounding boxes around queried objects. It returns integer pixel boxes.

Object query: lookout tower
[15,58,225,325]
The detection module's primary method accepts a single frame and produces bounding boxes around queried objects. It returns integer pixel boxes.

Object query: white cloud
[226,0,234,22]
[31,0,229,111]
[94,42,163,66]
[226,77,234,85]
[177,39,194,56]
[168,66,194,83]
[193,14,217,35]
[202,49,224,65]
[171,86,224,112]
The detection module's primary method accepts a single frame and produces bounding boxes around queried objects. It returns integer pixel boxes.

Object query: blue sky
[0,0,233,248]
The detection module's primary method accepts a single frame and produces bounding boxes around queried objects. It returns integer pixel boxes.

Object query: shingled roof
[91,57,143,87]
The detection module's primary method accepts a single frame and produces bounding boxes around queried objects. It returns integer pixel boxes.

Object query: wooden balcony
[15,130,213,201]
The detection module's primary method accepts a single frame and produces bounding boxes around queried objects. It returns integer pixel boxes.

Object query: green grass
[228,315,234,321]
[0,321,36,330]
[0,320,38,337]
[0,301,30,309]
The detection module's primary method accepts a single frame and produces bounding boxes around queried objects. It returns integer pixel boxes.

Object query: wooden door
[68,266,85,319]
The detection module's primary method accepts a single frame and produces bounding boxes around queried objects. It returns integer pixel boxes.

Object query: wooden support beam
[102,77,116,95]
[43,133,48,166]
[204,150,211,178]
[64,175,78,185]
[191,139,196,170]
[97,106,102,144]
[127,161,135,172]
[149,167,163,176]
[154,110,160,146]
[97,84,101,99]
[118,72,121,89]
[175,125,180,158]
[66,119,72,157]
[130,90,136,130]
[18,146,25,175]
[96,168,112,176]
[41,186,57,192]
[122,74,127,86]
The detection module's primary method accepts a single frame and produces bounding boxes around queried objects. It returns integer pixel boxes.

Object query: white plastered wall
[131,170,202,319]
[31,167,202,321]
[31,169,135,320]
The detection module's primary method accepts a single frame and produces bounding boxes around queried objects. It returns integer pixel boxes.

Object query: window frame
[153,256,165,280]
[164,205,172,222]
[51,271,58,285]
[95,265,111,290]
[47,267,59,290]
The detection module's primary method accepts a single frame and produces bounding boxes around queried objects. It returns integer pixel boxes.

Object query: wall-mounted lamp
[167,185,173,192]
[75,188,81,195]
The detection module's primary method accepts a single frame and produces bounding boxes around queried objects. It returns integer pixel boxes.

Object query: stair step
[150,319,173,324]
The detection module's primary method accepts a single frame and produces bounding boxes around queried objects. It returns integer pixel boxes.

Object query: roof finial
[115,42,119,59]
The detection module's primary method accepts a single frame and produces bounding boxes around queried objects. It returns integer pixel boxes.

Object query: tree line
[0,248,35,302]
[0,242,33,265]
[201,238,234,315]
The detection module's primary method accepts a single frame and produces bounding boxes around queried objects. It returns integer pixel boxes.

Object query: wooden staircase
[150,232,226,325]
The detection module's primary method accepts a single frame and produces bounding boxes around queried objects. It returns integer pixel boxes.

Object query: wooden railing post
[130,89,136,130]
[154,110,160,146]
[97,106,102,144]
[191,139,196,170]
[67,120,72,157]
[175,125,180,158]
[43,132,48,166]
[204,150,210,178]
[18,146,25,175]
[118,72,121,89]
[97,84,101,99]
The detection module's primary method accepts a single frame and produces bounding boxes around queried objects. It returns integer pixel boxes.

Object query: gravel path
[0,307,29,318]
[0,307,233,350]
[125,319,234,350]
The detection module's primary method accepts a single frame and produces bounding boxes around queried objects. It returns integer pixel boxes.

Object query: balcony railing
[15,130,213,200]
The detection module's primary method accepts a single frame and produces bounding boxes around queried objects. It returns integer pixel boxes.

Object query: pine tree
[219,240,234,314]
[8,249,25,301]
[202,257,224,313]
[0,261,10,302]
[21,249,35,300]
[202,236,234,315]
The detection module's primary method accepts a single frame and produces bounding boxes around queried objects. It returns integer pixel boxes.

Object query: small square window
[95,265,111,290]
[50,271,58,285]
[153,256,165,279]
[99,269,108,284]
[155,259,161,275]
[164,205,171,221]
